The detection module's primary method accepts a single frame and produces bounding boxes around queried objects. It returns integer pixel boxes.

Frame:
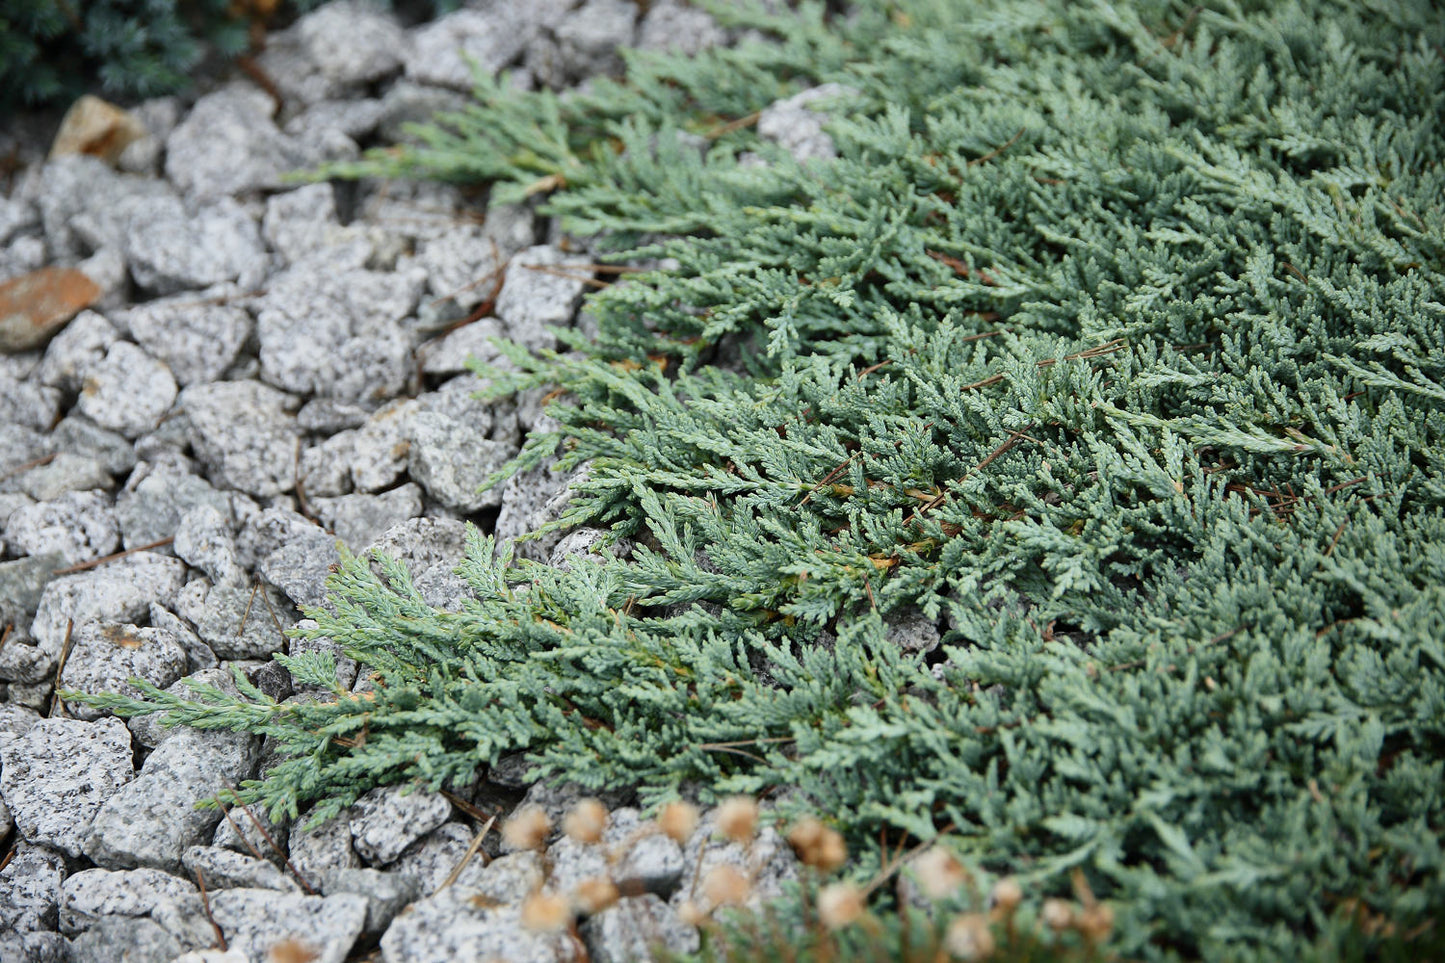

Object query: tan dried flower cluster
[520,891,571,933]
[658,800,700,844]
[501,806,552,851]
[715,796,758,844]
[562,797,609,844]
[786,816,847,873]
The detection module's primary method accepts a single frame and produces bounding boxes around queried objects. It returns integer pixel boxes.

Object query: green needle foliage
[81,0,1445,958]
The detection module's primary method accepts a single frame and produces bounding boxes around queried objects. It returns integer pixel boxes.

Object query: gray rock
[493,244,591,351]
[0,194,37,247]
[259,525,342,608]
[30,552,186,661]
[407,411,515,512]
[5,490,118,565]
[5,452,112,502]
[0,623,52,685]
[298,0,407,86]
[193,576,296,660]
[353,179,467,244]
[124,665,235,749]
[84,725,263,872]
[349,399,419,492]
[164,86,314,201]
[181,845,300,892]
[636,0,727,55]
[0,846,65,933]
[0,717,134,857]
[287,812,360,890]
[124,196,266,295]
[51,415,135,477]
[0,233,46,282]
[0,703,35,746]
[115,462,233,548]
[253,23,348,108]
[757,84,859,163]
[366,516,470,573]
[57,621,189,720]
[59,866,200,938]
[312,484,423,553]
[350,785,454,866]
[671,810,800,913]
[886,606,942,654]
[286,626,358,694]
[549,527,631,572]
[36,309,117,391]
[255,258,425,403]
[236,505,316,570]
[496,461,589,562]
[148,604,218,673]
[65,916,182,963]
[527,0,637,88]
[417,204,537,311]
[388,821,494,893]
[404,2,565,89]
[182,380,299,498]
[374,81,471,145]
[318,867,421,936]
[78,245,129,312]
[209,888,368,963]
[548,807,682,897]
[0,930,65,963]
[299,431,356,498]
[283,98,386,144]
[174,504,245,584]
[419,317,507,375]
[297,398,372,434]
[212,795,290,864]
[76,341,177,438]
[119,286,253,386]
[379,873,578,963]
[0,374,61,431]
[582,894,699,962]
[0,423,49,477]
[35,154,174,261]
[262,183,341,264]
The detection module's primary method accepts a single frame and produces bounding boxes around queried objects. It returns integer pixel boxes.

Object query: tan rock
[48,95,147,165]
[0,267,101,352]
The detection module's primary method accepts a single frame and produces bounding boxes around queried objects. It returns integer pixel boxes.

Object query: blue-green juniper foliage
[79,0,1445,958]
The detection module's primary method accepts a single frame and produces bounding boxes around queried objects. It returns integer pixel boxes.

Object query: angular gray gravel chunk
[380,875,578,963]
[37,309,117,391]
[115,462,233,548]
[259,526,343,608]
[0,555,58,652]
[0,846,65,933]
[350,785,454,866]
[757,83,859,163]
[416,203,537,311]
[298,398,372,434]
[671,810,801,914]
[299,431,356,498]
[319,867,421,936]
[312,484,423,553]
[125,665,236,750]
[0,717,134,857]
[181,846,300,892]
[403,1,568,89]
[165,86,315,201]
[30,552,186,661]
[0,423,49,477]
[289,811,360,887]
[348,399,418,492]
[75,340,177,438]
[182,380,299,497]
[66,916,182,963]
[388,821,494,892]
[148,604,218,673]
[255,258,426,402]
[59,866,200,935]
[4,452,111,502]
[35,154,175,261]
[52,415,135,477]
[57,621,189,721]
[194,576,296,660]
[124,196,267,295]
[209,888,368,963]
[262,183,341,264]
[493,244,590,351]
[636,0,727,54]
[212,794,290,862]
[5,490,118,565]
[0,374,60,431]
[583,894,699,962]
[299,0,406,85]
[527,0,636,88]
[419,317,507,375]
[407,411,515,512]
[84,725,263,872]
[496,461,589,562]
[174,504,245,584]
[119,286,253,386]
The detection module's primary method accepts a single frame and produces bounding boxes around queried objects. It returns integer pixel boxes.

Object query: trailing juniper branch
[77,1,1445,958]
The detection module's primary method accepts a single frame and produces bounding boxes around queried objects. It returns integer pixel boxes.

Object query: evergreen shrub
[81,0,1445,958]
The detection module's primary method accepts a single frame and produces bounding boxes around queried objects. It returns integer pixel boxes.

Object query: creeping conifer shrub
[80,0,1445,959]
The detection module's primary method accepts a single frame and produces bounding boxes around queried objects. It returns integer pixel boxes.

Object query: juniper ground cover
[87,0,1445,958]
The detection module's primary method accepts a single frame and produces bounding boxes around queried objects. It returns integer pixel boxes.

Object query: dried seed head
[1077,902,1115,943]
[267,940,320,963]
[520,892,571,933]
[702,864,752,907]
[715,796,758,844]
[945,912,996,961]
[817,882,866,930]
[913,846,968,902]
[989,877,1023,917]
[1041,898,1075,932]
[563,798,609,844]
[658,801,700,844]
[573,876,621,914]
[502,806,552,851]
[787,816,849,872]
[677,899,709,926]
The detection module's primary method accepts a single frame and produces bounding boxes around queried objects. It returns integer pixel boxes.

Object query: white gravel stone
[349,399,420,492]
[209,888,369,963]
[288,811,360,887]
[0,373,61,431]
[0,846,65,934]
[4,452,111,503]
[52,414,135,477]
[5,489,119,565]
[193,575,296,660]
[36,309,117,392]
[124,195,267,295]
[757,83,860,163]
[59,866,201,936]
[259,525,343,608]
[527,0,637,88]
[76,340,177,438]
[262,183,341,264]
[115,461,234,549]
[30,552,186,662]
[407,411,516,512]
[299,431,357,498]
[404,3,561,89]
[636,0,727,54]
[182,845,300,892]
[165,86,315,201]
[387,820,493,892]
[419,317,507,375]
[350,785,454,866]
[35,154,175,260]
[0,717,134,857]
[493,244,591,351]
[182,380,300,498]
[174,504,245,584]
[312,484,424,553]
[299,0,407,86]
[318,867,422,936]
[583,894,700,962]
[58,621,189,721]
[119,286,253,386]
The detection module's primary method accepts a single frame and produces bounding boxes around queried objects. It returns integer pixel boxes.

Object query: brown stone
[48,95,147,164]
[0,267,102,353]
